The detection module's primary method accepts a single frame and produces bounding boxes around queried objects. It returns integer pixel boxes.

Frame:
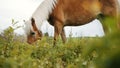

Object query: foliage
[0,20,120,68]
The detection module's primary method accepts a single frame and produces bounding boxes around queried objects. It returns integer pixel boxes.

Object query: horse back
[48,0,118,26]
[48,0,102,26]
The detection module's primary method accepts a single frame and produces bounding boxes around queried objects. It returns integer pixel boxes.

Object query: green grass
[0,19,120,68]
[0,27,120,68]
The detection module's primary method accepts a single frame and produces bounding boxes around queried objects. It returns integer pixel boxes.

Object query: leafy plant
[0,19,120,68]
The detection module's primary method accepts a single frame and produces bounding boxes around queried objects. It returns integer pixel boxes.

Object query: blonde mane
[25,0,57,34]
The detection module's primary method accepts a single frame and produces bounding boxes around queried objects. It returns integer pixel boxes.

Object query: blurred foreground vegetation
[0,20,120,68]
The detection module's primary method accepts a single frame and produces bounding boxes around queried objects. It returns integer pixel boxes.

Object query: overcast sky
[0,0,107,37]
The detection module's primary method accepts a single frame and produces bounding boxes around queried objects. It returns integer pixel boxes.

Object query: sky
[0,0,106,37]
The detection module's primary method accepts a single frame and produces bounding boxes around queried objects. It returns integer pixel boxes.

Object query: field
[0,21,120,68]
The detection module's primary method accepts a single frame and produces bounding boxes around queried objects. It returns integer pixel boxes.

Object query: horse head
[24,18,43,44]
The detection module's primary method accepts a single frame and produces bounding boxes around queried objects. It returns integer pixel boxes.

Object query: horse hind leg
[98,14,114,34]
[98,14,118,34]
[99,0,119,34]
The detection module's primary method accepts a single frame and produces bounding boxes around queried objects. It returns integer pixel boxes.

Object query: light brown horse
[24,0,120,45]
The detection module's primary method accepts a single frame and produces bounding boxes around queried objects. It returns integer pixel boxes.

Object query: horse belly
[65,14,96,26]
[64,6,97,26]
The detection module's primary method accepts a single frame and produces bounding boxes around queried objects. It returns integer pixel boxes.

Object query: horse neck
[31,0,58,30]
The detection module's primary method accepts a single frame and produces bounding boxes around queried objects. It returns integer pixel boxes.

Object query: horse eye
[31,32,35,35]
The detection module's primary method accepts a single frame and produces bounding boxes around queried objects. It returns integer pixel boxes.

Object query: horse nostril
[31,32,35,35]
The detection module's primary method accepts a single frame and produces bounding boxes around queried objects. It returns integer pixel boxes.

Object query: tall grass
[0,19,120,68]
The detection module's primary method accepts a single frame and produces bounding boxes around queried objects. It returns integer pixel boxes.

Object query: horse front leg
[60,28,66,43]
[54,21,63,46]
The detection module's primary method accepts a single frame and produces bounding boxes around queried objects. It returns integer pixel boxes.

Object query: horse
[24,0,120,45]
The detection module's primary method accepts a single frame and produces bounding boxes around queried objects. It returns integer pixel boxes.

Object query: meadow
[0,20,120,68]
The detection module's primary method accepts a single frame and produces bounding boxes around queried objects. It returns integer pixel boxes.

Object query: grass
[0,19,120,68]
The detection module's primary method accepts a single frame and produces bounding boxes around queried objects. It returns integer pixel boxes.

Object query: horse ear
[31,18,38,30]
[31,18,36,26]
